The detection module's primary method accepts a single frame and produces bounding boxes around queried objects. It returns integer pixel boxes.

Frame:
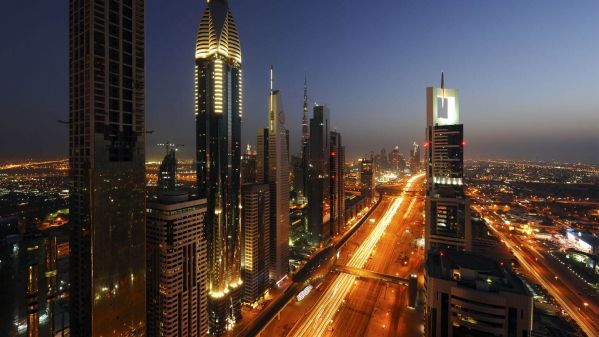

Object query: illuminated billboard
[427,87,460,126]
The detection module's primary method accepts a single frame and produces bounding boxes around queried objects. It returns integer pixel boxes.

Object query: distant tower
[329,131,345,236]
[26,264,39,337]
[425,73,471,252]
[146,193,208,337]
[157,143,177,192]
[302,77,309,151]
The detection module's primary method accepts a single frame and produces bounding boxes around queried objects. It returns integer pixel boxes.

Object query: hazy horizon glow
[0,0,598,164]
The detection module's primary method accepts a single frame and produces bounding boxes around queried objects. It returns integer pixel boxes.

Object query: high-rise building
[146,193,208,337]
[69,0,146,335]
[425,74,471,252]
[307,105,331,246]
[157,144,177,192]
[299,77,310,197]
[410,142,421,174]
[241,145,257,184]
[424,249,533,337]
[329,131,345,236]
[194,0,243,333]
[390,145,401,172]
[257,67,290,282]
[241,184,270,303]
[360,158,374,201]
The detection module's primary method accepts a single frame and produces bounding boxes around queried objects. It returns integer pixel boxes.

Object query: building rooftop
[426,248,529,295]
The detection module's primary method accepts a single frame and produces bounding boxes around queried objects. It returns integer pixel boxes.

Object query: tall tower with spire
[194,0,243,334]
[300,77,310,197]
[302,77,309,147]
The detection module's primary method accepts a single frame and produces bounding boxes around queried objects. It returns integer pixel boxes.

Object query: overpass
[332,265,410,285]
[332,265,419,308]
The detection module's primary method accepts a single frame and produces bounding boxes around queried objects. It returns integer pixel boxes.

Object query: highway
[480,208,599,337]
[287,174,424,337]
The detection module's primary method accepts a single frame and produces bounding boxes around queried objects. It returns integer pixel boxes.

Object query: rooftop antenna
[270,65,274,94]
[441,71,444,89]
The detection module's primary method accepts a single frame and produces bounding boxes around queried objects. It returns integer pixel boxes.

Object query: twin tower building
[69,0,290,336]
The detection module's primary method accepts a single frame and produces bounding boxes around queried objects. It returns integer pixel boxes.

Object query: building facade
[425,76,472,252]
[360,158,374,201]
[194,0,243,333]
[68,0,146,335]
[241,184,271,303]
[157,145,177,192]
[329,131,345,236]
[425,249,533,337]
[147,194,208,337]
[307,105,331,246]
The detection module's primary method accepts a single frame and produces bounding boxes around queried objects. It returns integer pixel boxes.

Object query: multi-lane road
[479,207,599,337]
[287,174,425,337]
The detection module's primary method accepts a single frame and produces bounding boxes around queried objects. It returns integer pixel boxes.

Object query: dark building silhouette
[68,0,147,335]
[329,131,345,236]
[307,105,330,246]
[157,145,177,192]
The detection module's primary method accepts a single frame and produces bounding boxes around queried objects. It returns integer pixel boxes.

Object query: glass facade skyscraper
[69,0,146,335]
[194,0,243,333]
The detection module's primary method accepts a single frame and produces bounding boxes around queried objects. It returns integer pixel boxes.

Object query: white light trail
[289,174,423,337]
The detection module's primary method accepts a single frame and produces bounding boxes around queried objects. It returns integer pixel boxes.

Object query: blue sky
[1,0,598,163]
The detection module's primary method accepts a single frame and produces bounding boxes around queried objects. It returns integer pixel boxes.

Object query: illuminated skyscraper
[69,0,146,335]
[146,193,208,337]
[425,74,472,252]
[255,67,290,281]
[410,142,421,174]
[241,184,270,303]
[194,0,243,333]
[299,77,310,197]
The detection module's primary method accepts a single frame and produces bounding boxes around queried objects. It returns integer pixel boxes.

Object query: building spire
[302,75,309,144]
[270,65,274,94]
[441,71,444,89]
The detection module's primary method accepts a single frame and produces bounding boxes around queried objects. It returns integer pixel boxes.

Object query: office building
[69,0,146,335]
[425,249,533,337]
[329,131,345,236]
[255,67,290,281]
[410,142,421,174]
[307,105,331,246]
[147,193,208,337]
[241,145,257,184]
[425,74,472,252]
[241,184,271,303]
[360,158,374,201]
[194,0,243,333]
[157,144,177,192]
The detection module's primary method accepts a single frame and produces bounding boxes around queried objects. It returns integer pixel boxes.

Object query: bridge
[332,265,410,285]
[332,265,418,308]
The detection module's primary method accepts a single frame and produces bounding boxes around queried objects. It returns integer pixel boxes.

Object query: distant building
[565,229,599,256]
[241,184,271,303]
[360,159,374,201]
[241,145,257,184]
[329,131,345,236]
[146,193,208,337]
[410,142,421,174]
[425,74,472,252]
[157,145,177,192]
[425,249,533,337]
[307,105,331,246]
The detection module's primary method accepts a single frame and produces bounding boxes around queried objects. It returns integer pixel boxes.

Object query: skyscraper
[257,66,290,282]
[410,142,421,174]
[299,77,310,197]
[157,144,177,192]
[241,184,270,303]
[69,0,146,335]
[360,158,374,201]
[146,193,208,337]
[425,74,472,252]
[194,0,243,333]
[307,105,331,246]
[329,131,345,236]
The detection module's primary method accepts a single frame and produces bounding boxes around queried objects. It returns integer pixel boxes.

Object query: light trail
[487,219,599,336]
[289,174,423,337]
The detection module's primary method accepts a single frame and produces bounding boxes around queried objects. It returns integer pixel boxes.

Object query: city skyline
[1,1,598,164]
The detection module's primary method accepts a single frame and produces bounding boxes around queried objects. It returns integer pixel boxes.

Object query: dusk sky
[1,0,598,164]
